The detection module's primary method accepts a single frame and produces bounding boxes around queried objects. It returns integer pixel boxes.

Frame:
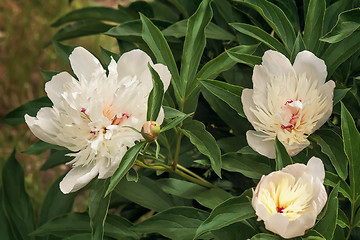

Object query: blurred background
[0,0,128,212]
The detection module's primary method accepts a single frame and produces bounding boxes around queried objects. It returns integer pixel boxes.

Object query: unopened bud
[141,121,160,142]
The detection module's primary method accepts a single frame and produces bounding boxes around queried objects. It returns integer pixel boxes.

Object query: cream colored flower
[25,47,171,194]
[242,50,335,158]
[252,157,327,239]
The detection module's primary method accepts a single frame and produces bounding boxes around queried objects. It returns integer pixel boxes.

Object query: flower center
[259,174,312,221]
[278,100,302,132]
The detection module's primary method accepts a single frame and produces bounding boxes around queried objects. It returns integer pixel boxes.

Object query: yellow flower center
[259,174,312,221]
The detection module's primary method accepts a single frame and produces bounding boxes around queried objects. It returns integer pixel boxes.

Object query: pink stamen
[277,206,285,213]
[111,113,130,125]
[81,108,92,121]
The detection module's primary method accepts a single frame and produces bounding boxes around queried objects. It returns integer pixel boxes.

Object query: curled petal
[69,47,106,81]
[261,50,295,78]
[246,131,275,158]
[293,50,327,86]
[60,164,99,194]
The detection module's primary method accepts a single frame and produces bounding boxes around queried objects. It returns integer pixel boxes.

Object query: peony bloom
[252,157,327,239]
[25,47,171,193]
[242,50,335,158]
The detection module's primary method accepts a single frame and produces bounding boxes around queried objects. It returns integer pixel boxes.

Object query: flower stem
[171,132,182,170]
[345,199,356,240]
[135,159,216,188]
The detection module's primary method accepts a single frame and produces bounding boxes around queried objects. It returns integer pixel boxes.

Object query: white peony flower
[252,157,327,239]
[242,50,335,158]
[25,47,171,194]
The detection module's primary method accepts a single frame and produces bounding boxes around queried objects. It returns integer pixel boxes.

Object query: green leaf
[0,190,12,240]
[163,106,186,118]
[106,142,145,196]
[194,190,255,239]
[250,233,281,239]
[140,14,182,104]
[230,23,289,56]
[1,96,52,126]
[40,149,72,170]
[341,102,360,197]
[200,79,244,117]
[147,64,165,121]
[51,7,133,27]
[197,44,259,79]
[32,212,137,239]
[126,168,139,182]
[315,185,339,240]
[157,178,232,209]
[114,176,175,212]
[274,137,293,170]
[2,151,36,240]
[40,69,60,82]
[226,50,262,67]
[211,221,257,240]
[290,32,306,62]
[161,113,193,132]
[179,0,213,112]
[89,179,111,240]
[310,130,348,180]
[53,20,113,42]
[180,120,222,177]
[52,41,76,64]
[321,9,360,43]
[324,171,351,200]
[337,209,350,228]
[162,20,235,40]
[321,31,360,77]
[100,46,120,66]
[303,0,326,53]
[23,140,65,155]
[38,175,78,225]
[222,153,271,179]
[133,207,209,240]
[333,88,350,106]
[31,212,91,237]
[235,0,296,52]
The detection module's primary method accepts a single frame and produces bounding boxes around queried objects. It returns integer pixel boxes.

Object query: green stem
[345,199,355,240]
[172,133,182,170]
[135,159,216,188]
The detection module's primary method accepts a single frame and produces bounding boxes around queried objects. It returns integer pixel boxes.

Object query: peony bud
[141,121,160,142]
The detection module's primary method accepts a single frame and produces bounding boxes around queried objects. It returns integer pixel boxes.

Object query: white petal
[293,50,327,86]
[264,213,290,238]
[45,72,74,109]
[153,63,171,91]
[306,157,325,182]
[156,107,165,125]
[241,89,261,129]
[282,163,307,179]
[69,47,106,81]
[261,50,295,78]
[280,212,315,238]
[283,141,309,157]
[117,49,152,81]
[311,80,335,132]
[246,130,275,158]
[314,184,328,215]
[252,65,270,109]
[60,164,99,194]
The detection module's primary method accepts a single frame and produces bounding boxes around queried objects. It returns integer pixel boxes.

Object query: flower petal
[60,164,99,194]
[117,49,152,82]
[311,80,335,132]
[293,50,327,86]
[153,63,171,91]
[69,47,106,81]
[265,213,290,238]
[261,50,295,78]
[306,157,325,182]
[246,130,275,158]
[241,89,261,128]
[45,72,74,109]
